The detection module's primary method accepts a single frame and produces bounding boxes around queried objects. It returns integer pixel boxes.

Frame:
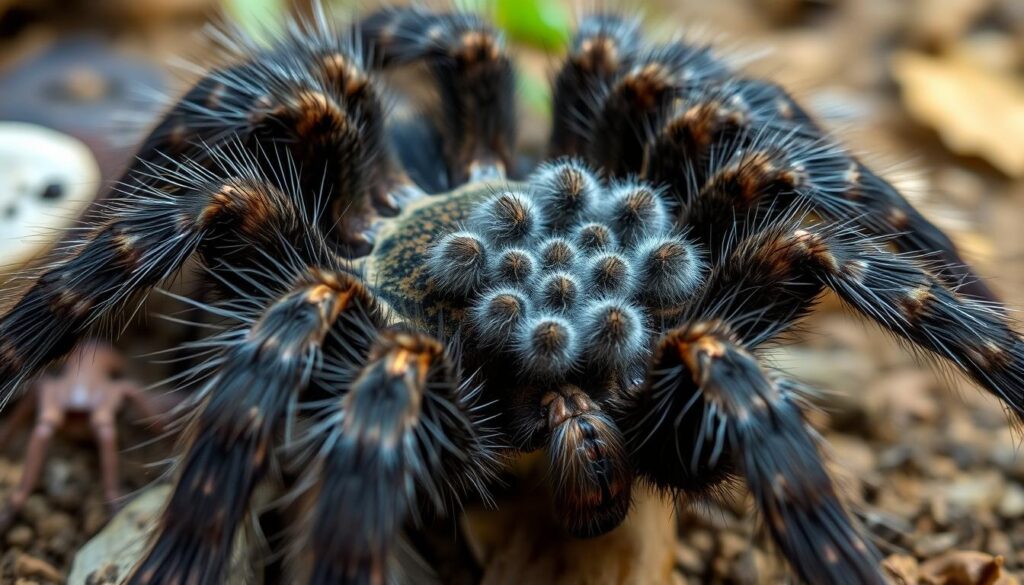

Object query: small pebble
[674,543,704,574]
[6,525,34,548]
[37,512,73,539]
[14,553,62,582]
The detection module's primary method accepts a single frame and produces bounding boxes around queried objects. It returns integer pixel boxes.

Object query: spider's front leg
[127,18,394,249]
[360,7,516,184]
[617,322,885,585]
[125,269,370,585]
[296,330,496,585]
[0,168,306,410]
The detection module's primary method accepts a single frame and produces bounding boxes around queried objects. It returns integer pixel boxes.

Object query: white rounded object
[0,122,100,270]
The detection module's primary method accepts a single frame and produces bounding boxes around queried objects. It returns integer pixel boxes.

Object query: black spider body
[0,5,1022,585]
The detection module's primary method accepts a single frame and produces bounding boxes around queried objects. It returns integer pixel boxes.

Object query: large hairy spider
[0,4,1021,585]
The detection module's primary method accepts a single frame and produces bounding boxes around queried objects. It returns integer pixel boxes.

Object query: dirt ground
[0,0,1023,583]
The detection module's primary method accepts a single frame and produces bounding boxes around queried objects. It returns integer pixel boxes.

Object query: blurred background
[0,0,1022,583]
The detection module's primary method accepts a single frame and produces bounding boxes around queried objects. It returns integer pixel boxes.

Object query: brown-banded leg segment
[791,226,1024,420]
[642,75,997,300]
[679,223,1024,420]
[618,322,884,585]
[126,270,372,585]
[584,41,730,178]
[0,166,310,412]
[549,14,642,159]
[300,330,497,585]
[127,20,393,253]
[360,7,517,185]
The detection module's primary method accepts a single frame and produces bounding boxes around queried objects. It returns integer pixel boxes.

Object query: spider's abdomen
[363,179,496,327]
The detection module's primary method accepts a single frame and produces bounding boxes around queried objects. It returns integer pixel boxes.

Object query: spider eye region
[425,159,702,383]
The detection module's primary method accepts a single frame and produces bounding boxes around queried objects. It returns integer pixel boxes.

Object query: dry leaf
[919,551,1019,585]
[907,0,993,47]
[891,50,1024,177]
[885,554,922,584]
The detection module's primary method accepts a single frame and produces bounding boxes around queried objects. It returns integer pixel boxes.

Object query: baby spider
[0,4,1019,585]
[0,340,165,532]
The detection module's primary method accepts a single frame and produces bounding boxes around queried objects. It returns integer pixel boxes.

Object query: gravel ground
[1,0,1022,583]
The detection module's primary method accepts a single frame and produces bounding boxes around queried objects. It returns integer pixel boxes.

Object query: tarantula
[0,4,1021,585]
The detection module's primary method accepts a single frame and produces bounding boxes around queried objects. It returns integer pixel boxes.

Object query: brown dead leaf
[885,554,922,585]
[907,0,993,47]
[891,50,1024,177]
[919,551,1019,585]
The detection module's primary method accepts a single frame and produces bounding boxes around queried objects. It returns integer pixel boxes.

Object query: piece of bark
[464,455,677,585]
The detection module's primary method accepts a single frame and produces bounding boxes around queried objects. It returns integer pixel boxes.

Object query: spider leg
[0,384,35,446]
[790,225,1024,419]
[130,15,393,250]
[510,384,633,537]
[645,77,996,299]
[89,408,122,508]
[681,221,1024,419]
[125,269,372,585]
[584,40,730,177]
[0,157,310,409]
[549,14,642,159]
[360,7,517,184]
[297,330,496,585]
[617,322,884,585]
[0,392,61,533]
[727,79,991,299]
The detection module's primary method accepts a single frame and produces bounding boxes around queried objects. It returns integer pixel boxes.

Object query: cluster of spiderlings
[427,159,705,379]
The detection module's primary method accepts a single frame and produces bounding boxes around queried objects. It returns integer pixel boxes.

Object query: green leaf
[224,0,288,46]
[519,71,552,116]
[495,0,570,50]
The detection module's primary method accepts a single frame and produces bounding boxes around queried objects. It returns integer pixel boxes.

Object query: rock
[892,50,1024,178]
[67,487,162,585]
[883,554,920,584]
[82,498,108,536]
[865,369,939,441]
[942,472,1004,511]
[686,528,714,556]
[718,531,748,561]
[0,122,99,272]
[905,0,993,48]
[36,512,73,539]
[20,495,49,525]
[14,553,62,582]
[6,524,34,548]
[915,532,961,557]
[46,526,77,558]
[467,479,677,585]
[997,483,1024,518]
[730,548,766,585]
[68,484,256,585]
[919,550,1019,585]
[674,542,704,574]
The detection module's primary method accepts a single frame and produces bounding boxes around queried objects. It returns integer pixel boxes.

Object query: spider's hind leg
[792,225,1024,420]
[360,7,517,185]
[548,14,642,159]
